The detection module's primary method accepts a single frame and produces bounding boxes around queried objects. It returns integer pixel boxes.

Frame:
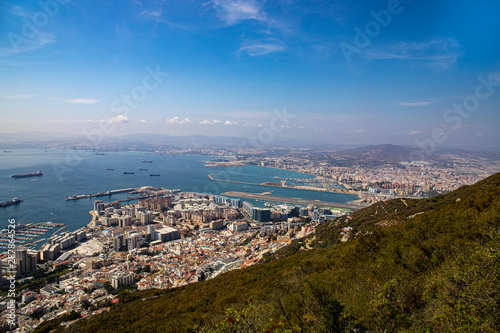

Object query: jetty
[65,188,134,201]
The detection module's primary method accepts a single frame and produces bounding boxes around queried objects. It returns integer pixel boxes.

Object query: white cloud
[66,98,99,104]
[166,116,193,124]
[85,115,129,124]
[408,130,420,135]
[207,0,266,25]
[238,38,285,57]
[105,115,129,124]
[1,31,55,56]
[140,120,147,124]
[199,119,225,125]
[224,120,238,126]
[399,101,436,107]
[364,38,462,71]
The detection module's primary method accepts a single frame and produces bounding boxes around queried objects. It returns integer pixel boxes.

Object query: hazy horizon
[1,0,500,149]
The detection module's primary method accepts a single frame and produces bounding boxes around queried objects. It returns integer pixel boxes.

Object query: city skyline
[1,0,500,148]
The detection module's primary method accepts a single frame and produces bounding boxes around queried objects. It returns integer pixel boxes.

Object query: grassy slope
[42,173,500,333]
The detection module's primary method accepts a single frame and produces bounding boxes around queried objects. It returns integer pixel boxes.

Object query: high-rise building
[231,198,242,208]
[254,208,271,222]
[148,224,156,241]
[127,232,143,251]
[15,247,27,276]
[15,247,38,276]
[138,211,153,225]
[111,272,134,289]
[119,215,132,228]
[94,200,105,214]
[113,234,125,251]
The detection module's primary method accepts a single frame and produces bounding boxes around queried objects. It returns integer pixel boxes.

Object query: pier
[51,226,67,237]
[65,188,134,201]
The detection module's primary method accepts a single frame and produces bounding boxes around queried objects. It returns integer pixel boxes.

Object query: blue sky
[1,0,499,148]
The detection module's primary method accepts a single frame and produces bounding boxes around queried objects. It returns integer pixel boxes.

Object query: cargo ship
[107,168,114,171]
[0,198,23,207]
[123,171,135,175]
[12,171,43,178]
[139,168,148,171]
[142,160,153,163]
[150,174,160,177]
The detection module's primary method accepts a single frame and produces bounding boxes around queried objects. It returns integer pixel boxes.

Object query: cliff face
[45,173,500,333]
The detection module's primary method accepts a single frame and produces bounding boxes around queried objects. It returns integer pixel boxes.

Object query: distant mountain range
[0,132,322,148]
[329,143,500,164]
[0,132,498,161]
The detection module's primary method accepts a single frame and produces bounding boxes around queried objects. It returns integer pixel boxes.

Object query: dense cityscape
[1,184,342,331]
[1,142,499,331]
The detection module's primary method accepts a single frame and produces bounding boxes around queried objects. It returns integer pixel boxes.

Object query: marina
[0,222,65,251]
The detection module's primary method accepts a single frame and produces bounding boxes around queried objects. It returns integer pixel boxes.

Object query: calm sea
[0,150,357,232]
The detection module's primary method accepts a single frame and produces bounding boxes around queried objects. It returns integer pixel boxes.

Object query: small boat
[139,168,148,171]
[149,174,160,177]
[106,168,114,171]
[123,171,135,175]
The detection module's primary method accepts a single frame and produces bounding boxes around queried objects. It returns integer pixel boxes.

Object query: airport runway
[220,191,367,211]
